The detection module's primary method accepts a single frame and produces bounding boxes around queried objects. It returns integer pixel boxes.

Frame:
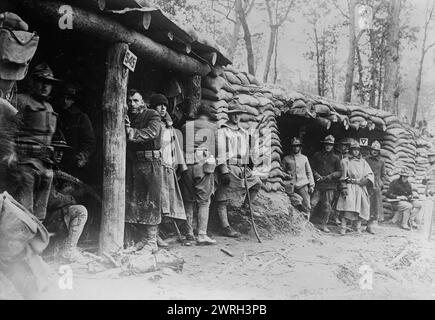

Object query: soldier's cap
[349,140,361,149]
[290,137,303,146]
[399,168,411,177]
[370,140,381,151]
[321,135,335,145]
[149,93,168,108]
[31,63,62,83]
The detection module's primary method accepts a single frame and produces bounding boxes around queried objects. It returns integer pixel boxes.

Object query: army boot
[196,202,216,245]
[340,218,347,235]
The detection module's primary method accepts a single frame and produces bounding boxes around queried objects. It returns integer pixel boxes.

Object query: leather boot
[340,218,347,235]
[138,225,158,254]
[355,220,362,234]
[367,220,376,234]
[217,203,241,238]
[401,209,411,230]
[184,201,195,239]
[197,202,216,245]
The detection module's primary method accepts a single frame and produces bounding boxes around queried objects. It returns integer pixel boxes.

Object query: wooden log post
[99,42,129,254]
[184,75,202,119]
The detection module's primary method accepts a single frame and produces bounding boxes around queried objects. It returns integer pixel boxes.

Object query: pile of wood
[200,66,287,192]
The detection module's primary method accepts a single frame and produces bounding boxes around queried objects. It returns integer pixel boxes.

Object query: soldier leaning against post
[365,140,386,234]
[13,63,62,221]
[180,105,218,245]
[310,135,341,233]
[125,90,163,254]
[214,103,262,238]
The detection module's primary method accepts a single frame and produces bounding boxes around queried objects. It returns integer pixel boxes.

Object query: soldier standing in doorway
[310,135,341,233]
[282,137,315,219]
[56,83,95,180]
[365,140,386,233]
[125,90,163,253]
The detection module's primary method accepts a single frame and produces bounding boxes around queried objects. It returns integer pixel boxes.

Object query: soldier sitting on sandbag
[44,136,88,263]
[386,168,422,231]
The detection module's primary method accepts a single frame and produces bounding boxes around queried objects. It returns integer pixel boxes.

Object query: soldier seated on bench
[44,137,88,263]
[386,168,422,231]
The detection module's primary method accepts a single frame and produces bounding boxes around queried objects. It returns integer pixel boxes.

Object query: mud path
[43,223,435,300]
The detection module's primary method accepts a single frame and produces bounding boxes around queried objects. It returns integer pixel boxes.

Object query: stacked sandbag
[201,67,287,192]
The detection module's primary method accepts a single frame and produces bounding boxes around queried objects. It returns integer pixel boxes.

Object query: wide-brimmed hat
[227,102,248,115]
[399,168,411,177]
[370,140,381,151]
[290,137,303,146]
[349,141,361,149]
[31,63,62,83]
[52,139,71,149]
[321,135,335,145]
[149,93,168,108]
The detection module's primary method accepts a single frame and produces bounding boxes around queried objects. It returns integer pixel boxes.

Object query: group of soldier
[124,89,262,254]
[282,136,423,235]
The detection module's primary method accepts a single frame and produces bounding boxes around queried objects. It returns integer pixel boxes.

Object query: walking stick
[244,165,262,243]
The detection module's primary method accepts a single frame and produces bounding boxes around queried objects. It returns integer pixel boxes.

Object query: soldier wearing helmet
[310,135,341,233]
[336,141,374,235]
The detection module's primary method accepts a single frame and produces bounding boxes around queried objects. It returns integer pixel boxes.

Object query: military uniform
[14,64,61,220]
[180,116,217,242]
[310,135,341,232]
[365,141,386,224]
[215,105,262,237]
[282,138,314,216]
[126,108,162,225]
[57,86,96,180]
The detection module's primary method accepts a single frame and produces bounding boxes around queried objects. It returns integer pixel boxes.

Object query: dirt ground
[41,220,435,300]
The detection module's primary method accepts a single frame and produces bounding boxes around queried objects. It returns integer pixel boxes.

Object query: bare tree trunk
[382,0,401,114]
[314,24,321,96]
[235,0,256,75]
[343,0,356,102]
[368,30,377,108]
[356,45,365,104]
[273,31,279,84]
[411,1,435,126]
[263,26,278,83]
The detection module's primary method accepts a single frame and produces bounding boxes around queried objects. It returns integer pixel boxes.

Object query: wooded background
[146,0,435,128]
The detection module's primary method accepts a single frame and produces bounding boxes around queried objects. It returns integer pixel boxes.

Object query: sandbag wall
[200,66,288,192]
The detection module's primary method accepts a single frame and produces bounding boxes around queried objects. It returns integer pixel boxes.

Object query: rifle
[243,165,261,243]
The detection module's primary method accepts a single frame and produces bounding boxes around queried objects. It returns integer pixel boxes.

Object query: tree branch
[278,0,295,25]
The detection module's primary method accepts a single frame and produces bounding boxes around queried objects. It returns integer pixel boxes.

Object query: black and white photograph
[0,0,434,304]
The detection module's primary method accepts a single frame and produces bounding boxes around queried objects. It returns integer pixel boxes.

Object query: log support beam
[99,42,129,254]
[13,0,211,76]
[184,75,202,119]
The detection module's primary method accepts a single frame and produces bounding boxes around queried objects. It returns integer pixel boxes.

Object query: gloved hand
[341,189,348,197]
[220,173,231,186]
[308,186,314,194]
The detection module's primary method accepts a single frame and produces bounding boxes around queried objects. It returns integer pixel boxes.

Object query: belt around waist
[135,150,162,159]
